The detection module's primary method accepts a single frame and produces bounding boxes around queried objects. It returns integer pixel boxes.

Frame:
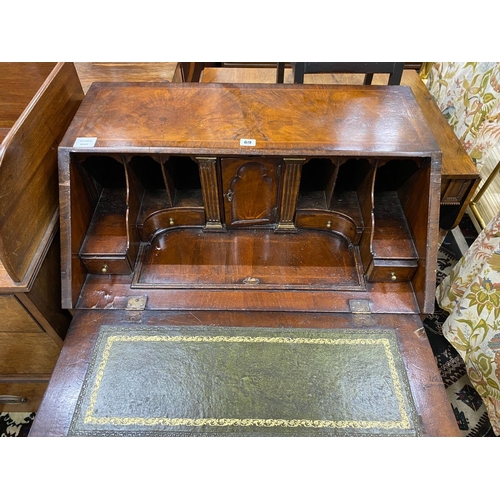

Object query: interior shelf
[79,188,128,256]
[372,191,417,260]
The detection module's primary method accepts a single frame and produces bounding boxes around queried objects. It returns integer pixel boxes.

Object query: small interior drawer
[295,210,360,244]
[80,256,132,275]
[366,259,418,282]
[141,208,206,240]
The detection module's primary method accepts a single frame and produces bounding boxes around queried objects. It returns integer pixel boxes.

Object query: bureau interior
[72,153,430,288]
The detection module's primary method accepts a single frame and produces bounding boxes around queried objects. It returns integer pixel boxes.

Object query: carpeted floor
[423,241,494,436]
[0,412,35,437]
[423,213,495,436]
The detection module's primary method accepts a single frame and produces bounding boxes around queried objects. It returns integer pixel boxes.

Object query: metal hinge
[349,299,371,314]
[126,296,147,311]
[125,296,147,321]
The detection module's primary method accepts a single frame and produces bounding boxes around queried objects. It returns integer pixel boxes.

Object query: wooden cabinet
[30,82,460,436]
[0,63,84,412]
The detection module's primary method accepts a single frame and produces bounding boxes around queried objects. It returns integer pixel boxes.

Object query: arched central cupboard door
[220,158,280,228]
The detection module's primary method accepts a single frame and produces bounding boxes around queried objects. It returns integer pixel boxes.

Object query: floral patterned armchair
[427,62,500,172]
[437,212,500,435]
[430,63,500,435]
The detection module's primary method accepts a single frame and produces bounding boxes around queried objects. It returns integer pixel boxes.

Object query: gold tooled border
[84,335,411,430]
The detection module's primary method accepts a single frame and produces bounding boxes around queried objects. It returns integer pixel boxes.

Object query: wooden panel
[372,192,418,260]
[134,229,364,290]
[59,83,439,156]
[441,178,472,205]
[221,158,280,228]
[79,188,128,256]
[74,63,178,94]
[20,232,72,342]
[0,63,56,127]
[0,62,84,283]
[0,295,42,332]
[0,332,60,374]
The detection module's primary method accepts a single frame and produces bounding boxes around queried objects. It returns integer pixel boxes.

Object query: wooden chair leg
[276,62,286,83]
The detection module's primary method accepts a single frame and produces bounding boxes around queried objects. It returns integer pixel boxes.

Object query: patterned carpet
[0,412,35,437]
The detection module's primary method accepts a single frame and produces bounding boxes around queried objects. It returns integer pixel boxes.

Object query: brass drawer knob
[390,272,397,281]
[326,220,331,228]
[102,264,108,273]
[169,217,175,225]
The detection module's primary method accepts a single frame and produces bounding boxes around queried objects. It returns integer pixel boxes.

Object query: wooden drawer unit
[295,210,361,244]
[0,63,83,412]
[80,256,133,275]
[440,178,473,205]
[366,259,418,282]
[141,208,206,241]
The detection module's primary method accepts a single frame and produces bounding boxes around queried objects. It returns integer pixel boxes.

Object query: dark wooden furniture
[276,62,405,85]
[0,63,84,412]
[200,67,480,232]
[30,82,460,436]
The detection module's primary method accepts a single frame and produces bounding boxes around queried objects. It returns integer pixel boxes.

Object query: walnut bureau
[30,82,460,436]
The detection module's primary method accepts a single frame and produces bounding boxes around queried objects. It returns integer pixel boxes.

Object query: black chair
[276,62,405,85]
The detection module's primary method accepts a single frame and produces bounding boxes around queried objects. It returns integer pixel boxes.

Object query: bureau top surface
[60,82,440,157]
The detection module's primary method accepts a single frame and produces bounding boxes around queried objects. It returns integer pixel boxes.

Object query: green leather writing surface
[69,326,421,436]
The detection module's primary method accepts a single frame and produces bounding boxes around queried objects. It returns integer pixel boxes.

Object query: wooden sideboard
[30,82,460,436]
[0,63,84,412]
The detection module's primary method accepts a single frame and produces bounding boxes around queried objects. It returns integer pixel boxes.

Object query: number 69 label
[240,138,256,146]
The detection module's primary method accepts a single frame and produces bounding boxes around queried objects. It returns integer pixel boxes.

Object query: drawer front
[295,210,360,244]
[0,381,48,412]
[366,260,418,282]
[0,332,60,374]
[141,208,206,240]
[81,256,132,275]
[440,179,472,205]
